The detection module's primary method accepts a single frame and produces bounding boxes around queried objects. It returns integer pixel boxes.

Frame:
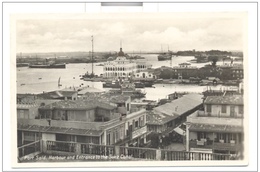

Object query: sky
[16,13,246,53]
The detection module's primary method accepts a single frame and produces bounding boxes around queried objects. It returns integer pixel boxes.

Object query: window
[206,105,211,113]
[19,110,24,118]
[239,106,243,114]
[221,105,227,113]
[135,121,138,128]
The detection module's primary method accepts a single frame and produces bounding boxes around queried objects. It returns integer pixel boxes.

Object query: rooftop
[82,92,130,104]
[37,90,77,99]
[17,124,103,136]
[78,87,104,95]
[17,99,61,109]
[147,111,175,125]
[204,95,243,105]
[39,99,116,111]
[154,93,203,117]
[189,123,243,133]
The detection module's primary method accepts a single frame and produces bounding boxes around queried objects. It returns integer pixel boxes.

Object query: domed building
[103,47,137,79]
[103,47,152,79]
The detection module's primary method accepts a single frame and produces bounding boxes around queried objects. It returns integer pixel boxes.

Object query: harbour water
[16,54,240,101]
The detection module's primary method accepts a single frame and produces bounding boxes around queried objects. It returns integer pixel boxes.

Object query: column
[75,143,81,154]
[156,149,161,160]
[186,123,190,151]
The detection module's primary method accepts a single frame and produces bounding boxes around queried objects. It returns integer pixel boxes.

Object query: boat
[158,52,172,61]
[29,63,66,68]
[158,45,173,61]
[103,80,121,88]
[29,55,66,69]
[134,82,145,88]
[80,36,99,81]
[16,63,29,67]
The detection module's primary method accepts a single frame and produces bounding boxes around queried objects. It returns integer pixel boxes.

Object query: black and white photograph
[8,4,253,168]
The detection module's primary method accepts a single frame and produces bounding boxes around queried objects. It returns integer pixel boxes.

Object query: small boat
[134,82,145,88]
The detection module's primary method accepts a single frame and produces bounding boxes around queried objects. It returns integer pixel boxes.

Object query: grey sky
[16,13,246,53]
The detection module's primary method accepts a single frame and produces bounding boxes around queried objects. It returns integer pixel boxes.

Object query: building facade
[103,48,151,79]
[186,95,244,156]
[17,96,148,150]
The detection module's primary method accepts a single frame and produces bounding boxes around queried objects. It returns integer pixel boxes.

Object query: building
[17,94,148,150]
[186,95,244,156]
[147,94,203,135]
[17,98,61,146]
[133,68,157,80]
[103,47,151,79]
[231,65,243,80]
[172,63,198,80]
[37,90,78,100]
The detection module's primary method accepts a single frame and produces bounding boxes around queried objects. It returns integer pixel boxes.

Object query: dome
[107,57,114,61]
[118,48,125,56]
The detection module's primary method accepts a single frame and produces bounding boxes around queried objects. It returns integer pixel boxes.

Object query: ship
[29,55,66,69]
[158,52,172,61]
[29,63,66,68]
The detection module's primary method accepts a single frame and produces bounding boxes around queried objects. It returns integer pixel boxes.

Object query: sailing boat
[81,35,99,81]
[58,77,62,87]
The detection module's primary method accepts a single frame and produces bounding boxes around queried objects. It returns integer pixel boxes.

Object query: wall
[189,131,197,140]
[66,110,95,122]
[18,118,119,130]
[42,133,56,141]
[204,104,243,118]
[187,116,243,127]
[134,71,155,79]
[17,109,29,119]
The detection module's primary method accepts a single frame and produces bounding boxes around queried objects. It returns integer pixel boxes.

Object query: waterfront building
[133,68,157,80]
[186,95,244,155]
[103,47,151,79]
[172,63,199,80]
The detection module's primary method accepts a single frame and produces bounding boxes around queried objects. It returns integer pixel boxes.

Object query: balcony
[17,117,124,131]
[131,126,147,139]
[187,111,243,127]
[197,111,243,119]
[189,140,242,152]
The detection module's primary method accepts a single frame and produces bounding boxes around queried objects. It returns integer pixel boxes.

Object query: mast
[91,35,94,76]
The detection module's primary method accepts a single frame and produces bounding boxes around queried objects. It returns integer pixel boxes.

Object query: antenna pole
[91,35,94,76]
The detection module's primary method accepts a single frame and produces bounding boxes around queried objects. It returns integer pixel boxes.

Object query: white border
[2,1,258,171]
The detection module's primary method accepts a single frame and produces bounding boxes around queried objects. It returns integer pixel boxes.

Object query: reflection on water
[16,54,240,101]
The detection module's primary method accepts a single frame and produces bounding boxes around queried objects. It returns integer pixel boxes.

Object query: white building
[103,48,151,79]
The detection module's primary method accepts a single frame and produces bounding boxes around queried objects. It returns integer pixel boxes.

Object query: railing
[81,143,115,156]
[161,149,230,160]
[18,118,122,130]
[119,146,157,159]
[46,140,76,153]
[189,140,241,152]
[18,140,41,158]
[43,140,233,161]
[197,111,243,119]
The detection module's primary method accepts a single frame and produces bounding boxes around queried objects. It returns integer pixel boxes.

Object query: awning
[174,127,185,136]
